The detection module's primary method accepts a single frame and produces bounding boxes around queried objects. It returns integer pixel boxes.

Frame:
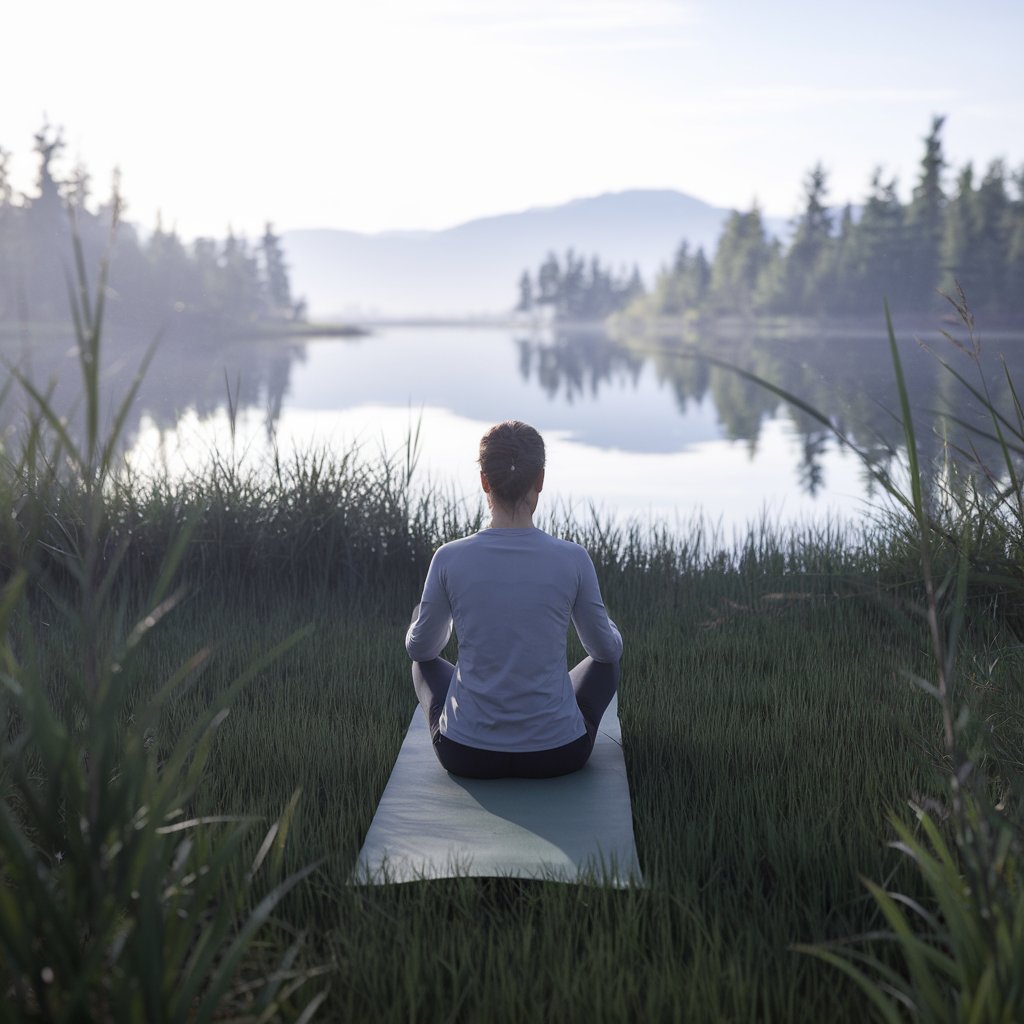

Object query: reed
[780,298,1024,1022]
[0,213,328,1022]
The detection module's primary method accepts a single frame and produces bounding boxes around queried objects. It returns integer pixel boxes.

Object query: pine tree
[782,163,833,314]
[941,164,982,304]
[560,248,586,320]
[818,204,858,315]
[260,222,293,316]
[25,123,70,319]
[906,115,947,310]
[709,204,774,315]
[850,169,907,313]
[972,161,1011,312]
[536,252,561,314]
[515,269,534,313]
[687,247,711,308]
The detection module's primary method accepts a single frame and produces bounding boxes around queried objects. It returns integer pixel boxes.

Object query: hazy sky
[3,0,1021,238]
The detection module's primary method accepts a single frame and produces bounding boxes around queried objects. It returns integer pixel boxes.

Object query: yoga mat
[352,694,643,886]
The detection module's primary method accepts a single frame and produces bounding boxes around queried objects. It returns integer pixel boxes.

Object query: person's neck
[488,504,535,529]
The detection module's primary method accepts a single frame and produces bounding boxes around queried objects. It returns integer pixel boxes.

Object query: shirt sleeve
[570,548,623,663]
[405,548,454,661]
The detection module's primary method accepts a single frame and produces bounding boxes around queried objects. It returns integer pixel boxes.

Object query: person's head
[478,420,546,512]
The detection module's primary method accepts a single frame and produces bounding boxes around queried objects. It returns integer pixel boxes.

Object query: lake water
[5,321,1021,532]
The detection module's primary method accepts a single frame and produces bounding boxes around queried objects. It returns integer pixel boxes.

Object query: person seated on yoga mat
[406,419,622,780]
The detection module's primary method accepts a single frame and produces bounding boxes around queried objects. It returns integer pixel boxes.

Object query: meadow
[2,283,1022,1021]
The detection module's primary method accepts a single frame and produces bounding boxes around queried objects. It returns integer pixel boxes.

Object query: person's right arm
[570,548,622,663]
[405,549,454,661]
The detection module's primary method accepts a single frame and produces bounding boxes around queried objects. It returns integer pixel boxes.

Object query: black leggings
[411,656,620,779]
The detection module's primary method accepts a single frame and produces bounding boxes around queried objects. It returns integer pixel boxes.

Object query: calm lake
[4,321,1022,532]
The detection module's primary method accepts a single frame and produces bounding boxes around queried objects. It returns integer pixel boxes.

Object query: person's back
[406,419,622,779]
[407,525,622,752]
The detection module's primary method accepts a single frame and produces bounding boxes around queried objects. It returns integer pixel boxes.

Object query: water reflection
[0,325,313,452]
[2,320,1021,510]
[517,324,1024,498]
[514,332,644,403]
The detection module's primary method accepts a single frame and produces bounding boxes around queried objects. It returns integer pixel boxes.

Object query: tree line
[637,117,1024,321]
[515,250,645,322]
[0,125,303,330]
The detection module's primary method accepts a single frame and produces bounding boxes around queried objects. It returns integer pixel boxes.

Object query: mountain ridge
[282,189,787,319]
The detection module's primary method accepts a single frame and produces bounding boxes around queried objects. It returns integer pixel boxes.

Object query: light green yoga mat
[352,694,643,886]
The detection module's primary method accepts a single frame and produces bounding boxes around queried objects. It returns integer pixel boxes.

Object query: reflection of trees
[620,326,1024,497]
[0,325,310,455]
[510,323,1024,497]
[797,430,831,497]
[514,330,644,403]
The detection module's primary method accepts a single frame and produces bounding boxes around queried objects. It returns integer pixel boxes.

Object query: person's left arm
[405,549,453,661]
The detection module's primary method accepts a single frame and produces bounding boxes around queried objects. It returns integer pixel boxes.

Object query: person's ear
[534,468,545,494]
[480,470,492,494]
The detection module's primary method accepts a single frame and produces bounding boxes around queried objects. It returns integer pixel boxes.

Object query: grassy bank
[6,438,1022,1020]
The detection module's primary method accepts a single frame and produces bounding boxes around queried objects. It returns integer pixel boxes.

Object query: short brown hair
[478,420,545,507]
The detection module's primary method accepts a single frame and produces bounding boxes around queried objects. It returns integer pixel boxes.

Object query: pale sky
[3,0,1022,239]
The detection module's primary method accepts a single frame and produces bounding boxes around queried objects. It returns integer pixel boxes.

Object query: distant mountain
[282,190,787,320]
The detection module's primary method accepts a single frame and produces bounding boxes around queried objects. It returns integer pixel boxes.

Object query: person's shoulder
[532,530,592,563]
[433,531,491,561]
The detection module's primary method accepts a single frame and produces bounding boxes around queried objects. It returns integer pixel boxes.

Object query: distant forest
[515,252,646,322]
[640,117,1024,322]
[0,125,303,330]
[516,118,1024,324]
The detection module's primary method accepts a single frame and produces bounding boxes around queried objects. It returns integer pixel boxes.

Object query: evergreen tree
[624,264,645,304]
[560,248,586,320]
[586,256,607,317]
[850,169,907,312]
[780,163,833,313]
[941,164,983,304]
[687,247,711,308]
[25,123,70,319]
[905,115,947,310]
[260,222,293,316]
[818,204,859,315]
[972,161,1011,312]
[708,204,774,315]
[536,251,561,313]
[515,269,534,313]
[654,242,691,315]
[219,230,264,323]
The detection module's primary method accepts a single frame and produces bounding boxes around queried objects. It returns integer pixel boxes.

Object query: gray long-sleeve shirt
[405,526,622,752]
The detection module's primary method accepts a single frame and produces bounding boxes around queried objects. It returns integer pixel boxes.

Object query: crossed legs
[410,656,620,777]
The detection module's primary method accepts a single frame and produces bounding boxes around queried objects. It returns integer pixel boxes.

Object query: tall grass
[762,299,1024,1022]
[0,214,327,1021]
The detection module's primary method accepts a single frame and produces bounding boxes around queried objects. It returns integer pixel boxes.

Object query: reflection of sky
[125,326,873,530]
[286,327,723,453]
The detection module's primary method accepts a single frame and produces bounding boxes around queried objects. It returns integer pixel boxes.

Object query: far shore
[6,310,1024,346]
